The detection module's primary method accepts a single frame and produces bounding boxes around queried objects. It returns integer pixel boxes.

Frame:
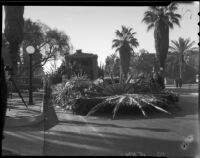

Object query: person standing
[175,78,179,88]
[178,78,182,88]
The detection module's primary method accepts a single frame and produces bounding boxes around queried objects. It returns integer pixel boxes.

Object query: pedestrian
[178,78,182,88]
[175,78,179,88]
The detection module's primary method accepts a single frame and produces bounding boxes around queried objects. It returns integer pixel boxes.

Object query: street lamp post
[26,46,35,105]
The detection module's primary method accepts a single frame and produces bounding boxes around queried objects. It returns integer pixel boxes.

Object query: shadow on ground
[4,121,44,132]
[59,119,172,132]
[43,129,199,156]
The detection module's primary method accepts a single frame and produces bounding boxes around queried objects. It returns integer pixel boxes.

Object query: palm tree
[169,37,197,82]
[142,3,181,71]
[112,25,139,81]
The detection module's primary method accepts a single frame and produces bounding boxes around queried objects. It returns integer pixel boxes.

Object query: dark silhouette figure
[178,78,182,88]
[175,78,179,88]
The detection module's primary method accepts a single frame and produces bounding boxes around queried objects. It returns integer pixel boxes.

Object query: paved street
[2,86,199,157]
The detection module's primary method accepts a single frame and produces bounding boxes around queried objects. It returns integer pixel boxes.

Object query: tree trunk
[4,6,24,74]
[179,53,184,80]
[154,19,169,89]
[154,19,169,70]
[1,7,24,150]
[119,47,131,82]
[179,60,182,80]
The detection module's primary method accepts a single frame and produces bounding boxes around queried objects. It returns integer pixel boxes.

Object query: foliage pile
[72,75,179,118]
[54,74,91,109]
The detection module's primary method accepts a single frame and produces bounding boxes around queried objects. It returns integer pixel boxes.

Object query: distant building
[66,49,98,80]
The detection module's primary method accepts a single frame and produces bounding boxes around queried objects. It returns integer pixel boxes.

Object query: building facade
[66,49,98,80]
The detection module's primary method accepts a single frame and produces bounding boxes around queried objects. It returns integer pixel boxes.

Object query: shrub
[75,75,179,118]
[55,74,92,110]
[55,74,179,119]
[72,97,105,115]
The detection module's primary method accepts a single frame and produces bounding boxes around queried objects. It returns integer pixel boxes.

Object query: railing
[8,77,43,91]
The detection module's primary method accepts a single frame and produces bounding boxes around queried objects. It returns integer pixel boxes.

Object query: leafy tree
[135,51,155,76]
[19,19,71,76]
[129,49,156,77]
[138,49,149,54]
[142,3,181,71]
[129,53,140,77]
[169,37,198,81]
[184,50,199,72]
[112,26,139,81]
[104,53,120,77]
[165,52,197,83]
[165,52,179,79]
[19,19,44,76]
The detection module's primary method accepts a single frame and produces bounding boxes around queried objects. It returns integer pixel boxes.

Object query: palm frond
[168,21,174,29]
[141,98,171,114]
[167,2,178,12]
[115,30,123,38]
[112,96,126,119]
[170,37,197,56]
[143,3,181,31]
[148,6,160,13]
[171,17,181,27]
[147,23,155,31]
[185,40,196,50]
[130,96,147,117]
[142,10,157,24]
[86,101,107,117]
[86,93,176,119]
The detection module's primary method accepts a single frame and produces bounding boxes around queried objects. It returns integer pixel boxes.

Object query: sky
[2,2,199,72]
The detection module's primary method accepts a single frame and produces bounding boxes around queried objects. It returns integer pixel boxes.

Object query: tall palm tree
[169,37,197,81]
[142,3,182,71]
[112,25,139,81]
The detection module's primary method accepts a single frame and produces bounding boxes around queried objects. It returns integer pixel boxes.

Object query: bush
[74,75,180,118]
[103,77,120,84]
[55,74,180,119]
[72,97,105,115]
[54,74,92,110]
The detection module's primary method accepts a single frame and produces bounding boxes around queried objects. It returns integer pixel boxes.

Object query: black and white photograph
[1,1,199,157]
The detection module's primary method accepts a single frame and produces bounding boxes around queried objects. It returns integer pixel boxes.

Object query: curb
[5,113,44,127]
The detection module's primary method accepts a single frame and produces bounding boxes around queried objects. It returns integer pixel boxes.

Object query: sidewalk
[166,84,198,95]
[2,92,44,156]
[166,84,198,90]
[5,92,44,127]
